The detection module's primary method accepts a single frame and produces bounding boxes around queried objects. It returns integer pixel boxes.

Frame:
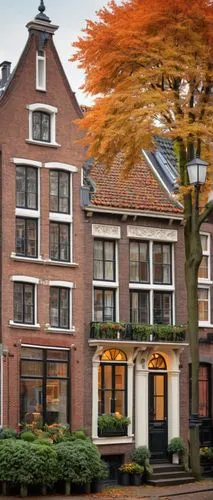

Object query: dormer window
[26,103,59,147]
[36,50,46,91]
[32,111,50,142]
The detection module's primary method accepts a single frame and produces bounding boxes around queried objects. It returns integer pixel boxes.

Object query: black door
[149,372,168,459]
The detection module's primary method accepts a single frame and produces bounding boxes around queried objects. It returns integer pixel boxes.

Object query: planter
[91,479,104,493]
[98,425,127,437]
[130,474,142,486]
[119,472,130,486]
[172,452,179,464]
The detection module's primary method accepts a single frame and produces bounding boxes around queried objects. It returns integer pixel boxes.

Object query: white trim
[92,224,121,239]
[11,158,42,168]
[129,283,174,291]
[27,103,58,113]
[9,321,40,329]
[44,259,78,267]
[44,162,78,173]
[85,206,183,221]
[46,327,75,334]
[93,280,118,289]
[127,225,178,242]
[21,343,70,350]
[11,275,39,284]
[26,139,60,148]
[49,212,72,223]
[93,436,133,445]
[16,208,40,218]
[36,50,46,91]
[49,281,73,288]
[10,254,43,263]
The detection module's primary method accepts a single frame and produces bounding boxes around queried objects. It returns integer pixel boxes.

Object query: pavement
[3,479,213,500]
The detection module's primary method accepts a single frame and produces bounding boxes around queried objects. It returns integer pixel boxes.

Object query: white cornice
[85,205,183,221]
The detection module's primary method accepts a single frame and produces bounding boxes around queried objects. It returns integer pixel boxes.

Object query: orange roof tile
[90,154,182,215]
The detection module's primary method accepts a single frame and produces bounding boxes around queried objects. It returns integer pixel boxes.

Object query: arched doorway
[148,353,168,459]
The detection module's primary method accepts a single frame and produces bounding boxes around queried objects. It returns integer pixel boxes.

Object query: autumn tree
[72,0,213,477]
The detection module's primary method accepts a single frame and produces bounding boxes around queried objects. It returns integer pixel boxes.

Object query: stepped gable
[90,154,182,215]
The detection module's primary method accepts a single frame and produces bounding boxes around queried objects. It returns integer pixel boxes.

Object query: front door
[149,372,168,459]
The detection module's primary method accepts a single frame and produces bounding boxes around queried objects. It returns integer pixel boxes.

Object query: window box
[98,414,130,437]
[90,322,186,342]
[98,426,128,437]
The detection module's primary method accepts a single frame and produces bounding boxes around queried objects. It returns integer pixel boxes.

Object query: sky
[0,0,121,104]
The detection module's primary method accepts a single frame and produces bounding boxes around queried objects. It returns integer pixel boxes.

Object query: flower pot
[131,473,141,486]
[172,452,179,464]
[91,479,104,493]
[119,472,130,486]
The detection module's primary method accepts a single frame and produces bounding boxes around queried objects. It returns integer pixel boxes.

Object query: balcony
[90,322,186,343]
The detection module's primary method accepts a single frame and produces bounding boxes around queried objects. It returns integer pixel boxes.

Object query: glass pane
[50,223,59,260]
[115,365,125,390]
[130,261,139,281]
[38,58,44,88]
[50,287,59,327]
[27,168,37,209]
[154,376,165,420]
[60,224,69,261]
[16,167,25,207]
[24,284,34,324]
[16,218,25,255]
[47,362,67,377]
[14,283,23,322]
[153,292,171,324]
[32,112,41,141]
[47,350,68,361]
[198,289,208,321]
[21,348,43,360]
[46,380,67,424]
[104,290,114,321]
[21,360,43,377]
[59,172,69,213]
[103,391,112,414]
[94,241,103,279]
[114,391,125,415]
[201,235,208,252]
[130,242,139,281]
[130,291,149,323]
[94,289,103,321]
[59,288,69,328]
[105,261,114,280]
[50,171,59,212]
[105,242,114,260]
[103,365,112,390]
[198,256,208,279]
[20,379,43,424]
[41,113,50,141]
[27,219,37,257]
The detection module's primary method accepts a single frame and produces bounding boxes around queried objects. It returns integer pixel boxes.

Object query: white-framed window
[11,158,42,261]
[129,240,175,324]
[198,233,211,326]
[93,239,119,321]
[36,50,46,91]
[9,276,40,328]
[48,281,74,333]
[45,163,78,265]
[26,103,59,147]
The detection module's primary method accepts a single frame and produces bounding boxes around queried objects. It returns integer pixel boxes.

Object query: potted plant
[128,463,144,485]
[98,413,130,437]
[168,437,186,464]
[131,446,152,482]
[118,463,130,486]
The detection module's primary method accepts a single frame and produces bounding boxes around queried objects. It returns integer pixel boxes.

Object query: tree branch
[198,201,213,229]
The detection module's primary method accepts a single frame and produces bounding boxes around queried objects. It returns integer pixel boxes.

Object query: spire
[35,1,51,23]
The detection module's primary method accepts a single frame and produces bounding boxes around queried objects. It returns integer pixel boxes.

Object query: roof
[89,153,182,215]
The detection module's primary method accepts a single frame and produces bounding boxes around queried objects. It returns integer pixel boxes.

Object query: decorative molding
[92,224,121,239]
[127,225,178,242]
[44,162,78,173]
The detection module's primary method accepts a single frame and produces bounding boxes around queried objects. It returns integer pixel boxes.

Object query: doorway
[148,354,168,459]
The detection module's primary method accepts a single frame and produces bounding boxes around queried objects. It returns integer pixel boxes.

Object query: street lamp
[187,157,208,185]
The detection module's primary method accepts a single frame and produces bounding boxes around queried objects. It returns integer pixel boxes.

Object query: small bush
[131,446,151,465]
[168,437,186,456]
[0,428,17,440]
[0,440,36,485]
[20,431,36,442]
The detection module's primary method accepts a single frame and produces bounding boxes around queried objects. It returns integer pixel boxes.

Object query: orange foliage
[72,0,213,182]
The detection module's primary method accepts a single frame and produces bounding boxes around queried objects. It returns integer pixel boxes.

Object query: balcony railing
[90,322,186,342]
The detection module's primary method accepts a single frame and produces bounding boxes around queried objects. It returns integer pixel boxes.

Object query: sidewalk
[4,479,213,500]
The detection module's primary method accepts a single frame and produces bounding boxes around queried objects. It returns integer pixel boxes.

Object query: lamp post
[186,155,208,476]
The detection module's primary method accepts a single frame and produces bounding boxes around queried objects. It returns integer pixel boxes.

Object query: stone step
[149,470,192,480]
[152,463,185,473]
[148,476,196,487]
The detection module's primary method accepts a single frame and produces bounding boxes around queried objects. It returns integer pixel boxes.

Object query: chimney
[0,61,11,86]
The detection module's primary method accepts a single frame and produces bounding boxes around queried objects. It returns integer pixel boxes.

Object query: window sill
[45,326,75,334]
[26,139,61,148]
[10,254,44,264]
[199,322,213,328]
[45,259,79,267]
[93,435,134,446]
[9,321,40,330]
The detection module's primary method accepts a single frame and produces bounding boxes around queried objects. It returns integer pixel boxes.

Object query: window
[94,240,115,281]
[36,50,46,91]
[27,103,58,146]
[16,218,37,258]
[20,347,69,425]
[49,170,70,213]
[16,166,37,209]
[94,289,115,322]
[189,364,211,418]
[50,222,70,262]
[129,240,173,325]
[98,349,127,417]
[129,241,149,282]
[50,287,69,329]
[32,111,50,142]
[199,234,210,280]
[14,283,35,324]
[198,288,209,322]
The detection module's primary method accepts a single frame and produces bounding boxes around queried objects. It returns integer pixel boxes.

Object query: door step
[148,462,195,487]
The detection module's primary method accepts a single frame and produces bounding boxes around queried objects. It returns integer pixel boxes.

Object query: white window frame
[26,103,59,147]
[36,50,46,91]
[47,281,74,333]
[11,158,42,261]
[129,240,175,325]
[92,240,119,322]
[9,276,40,328]
[198,232,211,326]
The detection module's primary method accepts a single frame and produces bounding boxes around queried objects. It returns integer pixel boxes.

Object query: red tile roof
[90,154,182,215]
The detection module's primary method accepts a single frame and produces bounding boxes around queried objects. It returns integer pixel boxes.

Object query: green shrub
[168,437,186,456]
[98,413,130,432]
[70,429,88,441]
[20,431,36,442]
[131,446,151,465]
[34,438,53,446]
[0,440,36,485]
[30,443,58,486]
[0,427,17,440]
